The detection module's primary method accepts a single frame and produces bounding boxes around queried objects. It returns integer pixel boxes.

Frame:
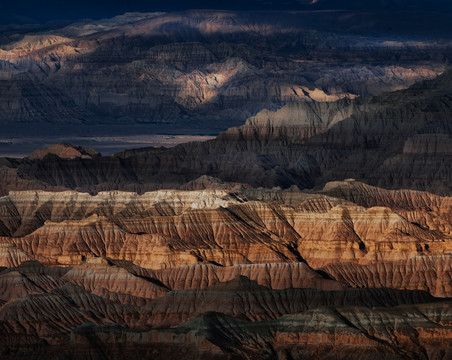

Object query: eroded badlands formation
[0,180,451,358]
[0,21,451,358]
[0,10,450,132]
[1,68,451,196]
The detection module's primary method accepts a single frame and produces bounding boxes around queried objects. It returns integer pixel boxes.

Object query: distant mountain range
[1,0,451,25]
[0,66,451,360]
[0,10,450,138]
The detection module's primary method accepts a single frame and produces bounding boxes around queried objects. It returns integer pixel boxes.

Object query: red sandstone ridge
[27,143,100,160]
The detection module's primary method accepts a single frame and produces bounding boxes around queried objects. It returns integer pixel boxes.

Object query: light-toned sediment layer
[0,182,450,273]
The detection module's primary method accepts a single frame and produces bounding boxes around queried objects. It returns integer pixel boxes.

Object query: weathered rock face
[221,99,361,143]
[0,241,32,268]
[322,255,452,298]
[0,10,450,133]
[63,258,170,301]
[0,181,450,294]
[25,302,451,360]
[147,262,345,292]
[0,260,449,358]
[177,304,452,360]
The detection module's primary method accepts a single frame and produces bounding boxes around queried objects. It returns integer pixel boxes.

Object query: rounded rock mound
[27,143,100,160]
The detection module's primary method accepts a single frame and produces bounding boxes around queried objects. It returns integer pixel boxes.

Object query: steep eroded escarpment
[1,69,451,196]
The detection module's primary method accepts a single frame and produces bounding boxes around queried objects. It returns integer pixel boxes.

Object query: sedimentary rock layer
[0,180,450,358]
[0,181,450,296]
[0,185,449,270]
[0,260,449,358]
[0,260,450,360]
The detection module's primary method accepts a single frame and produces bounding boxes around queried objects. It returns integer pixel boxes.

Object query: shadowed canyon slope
[0,9,451,135]
[0,181,451,358]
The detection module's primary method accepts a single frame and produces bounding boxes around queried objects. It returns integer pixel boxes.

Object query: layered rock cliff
[0,179,450,358]
[0,184,449,272]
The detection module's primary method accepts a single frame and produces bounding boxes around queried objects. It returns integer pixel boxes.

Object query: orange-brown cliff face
[0,260,450,359]
[0,180,450,358]
[0,181,450,297]
[1,182,450,273]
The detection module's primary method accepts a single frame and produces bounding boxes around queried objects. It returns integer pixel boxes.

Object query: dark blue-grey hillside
[1,70,451,195]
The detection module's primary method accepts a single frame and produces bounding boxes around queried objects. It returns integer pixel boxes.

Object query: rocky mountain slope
[1,181,450,274]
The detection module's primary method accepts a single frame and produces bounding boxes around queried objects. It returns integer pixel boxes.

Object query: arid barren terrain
[0,3,452,360]
[0,179,451,359]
